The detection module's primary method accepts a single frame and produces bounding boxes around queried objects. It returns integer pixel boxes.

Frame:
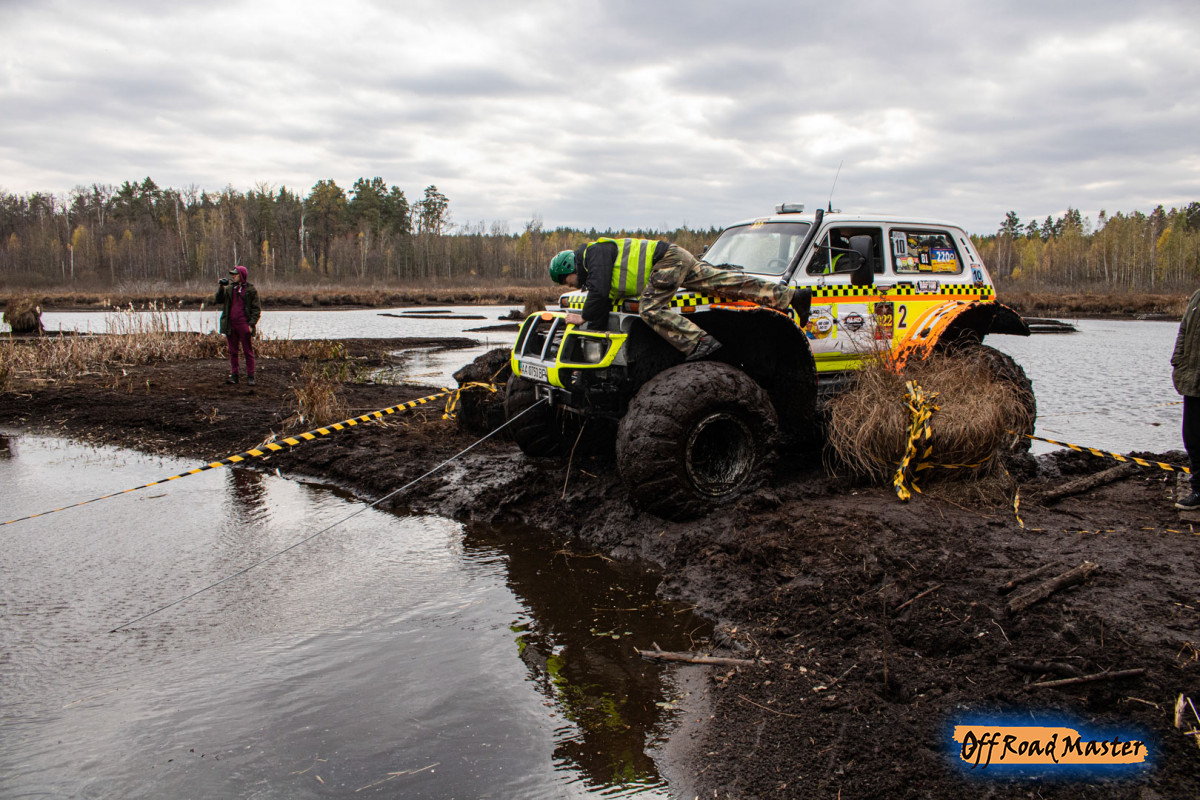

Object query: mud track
[1,340,1198,799]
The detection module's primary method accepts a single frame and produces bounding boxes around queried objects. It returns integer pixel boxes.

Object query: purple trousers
[227,323,255,375]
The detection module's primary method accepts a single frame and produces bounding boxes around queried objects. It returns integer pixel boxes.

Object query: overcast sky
[3,0,1200,235]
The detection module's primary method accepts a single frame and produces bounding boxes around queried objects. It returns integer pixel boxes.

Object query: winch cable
[2,384,496,528]
[109,398,546,633]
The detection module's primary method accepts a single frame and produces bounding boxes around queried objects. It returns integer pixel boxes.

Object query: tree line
[0,178,716,287]
[976,203,1200,291]
[3,177,1198,292]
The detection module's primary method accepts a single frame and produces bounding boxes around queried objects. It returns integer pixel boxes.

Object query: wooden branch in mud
[1002,659,1083,678]
[1028,668,1145,690]
[1006,561,1099,615]
[894,583,943,612]
[1037,462,1138,504]
[998,562,1063,595]
[635,648,755,667]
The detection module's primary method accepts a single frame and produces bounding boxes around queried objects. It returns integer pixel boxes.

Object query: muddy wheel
[966,343,1036,453]
[615,361,778,520]
[504,374,579,456]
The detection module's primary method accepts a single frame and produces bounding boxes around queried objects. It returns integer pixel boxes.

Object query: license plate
[520,362,548,381]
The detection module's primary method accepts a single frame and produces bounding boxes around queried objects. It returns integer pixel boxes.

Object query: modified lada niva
[506,205,1032,520]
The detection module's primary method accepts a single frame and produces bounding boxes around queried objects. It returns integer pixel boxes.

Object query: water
[990,319,1182,456]
[0,433,708,799]
[31,305,521,341]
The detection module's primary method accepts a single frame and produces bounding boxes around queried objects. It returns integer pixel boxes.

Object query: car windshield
[701,221,812,275]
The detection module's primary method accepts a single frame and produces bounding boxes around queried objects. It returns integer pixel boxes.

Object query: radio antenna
[827,160,843,212]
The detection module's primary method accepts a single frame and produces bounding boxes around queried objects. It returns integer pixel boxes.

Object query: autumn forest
[2,177,1199,293]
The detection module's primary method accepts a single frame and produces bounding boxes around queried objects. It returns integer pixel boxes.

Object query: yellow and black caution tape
[893,380,939,501]
[3,382,499,527]
[1016,432,1190,474]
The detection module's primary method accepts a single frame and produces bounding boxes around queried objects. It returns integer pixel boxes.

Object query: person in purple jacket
[216,265,261,385]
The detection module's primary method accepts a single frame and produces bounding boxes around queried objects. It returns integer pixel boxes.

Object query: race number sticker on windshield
[520,362,548,381]
[891,231,908,255]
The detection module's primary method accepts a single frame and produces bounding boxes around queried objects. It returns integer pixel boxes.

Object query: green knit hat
[549,250,576,284]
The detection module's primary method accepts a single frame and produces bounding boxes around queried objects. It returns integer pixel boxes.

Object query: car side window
[805,228,885,275]
[890,229,963,274]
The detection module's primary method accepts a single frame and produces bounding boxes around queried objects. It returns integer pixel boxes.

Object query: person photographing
[216,265,261,385]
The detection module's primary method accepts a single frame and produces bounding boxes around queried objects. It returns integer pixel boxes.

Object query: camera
[219,278,230,286]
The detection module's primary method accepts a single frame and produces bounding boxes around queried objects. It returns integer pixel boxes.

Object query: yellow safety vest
[585,238,660,300]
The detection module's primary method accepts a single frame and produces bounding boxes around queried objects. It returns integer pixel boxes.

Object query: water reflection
[225,466,268,524]
[0,435,705,799]
[466,523,710,793]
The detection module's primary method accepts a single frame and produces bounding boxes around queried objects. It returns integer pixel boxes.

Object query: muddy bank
[1,343,1197,799]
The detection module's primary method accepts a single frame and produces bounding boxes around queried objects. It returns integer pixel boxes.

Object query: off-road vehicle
[506,205,1032,520]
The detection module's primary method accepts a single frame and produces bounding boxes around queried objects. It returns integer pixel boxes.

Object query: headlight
[580,338,605,363]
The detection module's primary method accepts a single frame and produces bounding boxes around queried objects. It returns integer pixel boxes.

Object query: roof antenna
[827,160,843,212]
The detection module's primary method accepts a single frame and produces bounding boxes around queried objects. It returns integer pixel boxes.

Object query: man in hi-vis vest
[549,238,811,361]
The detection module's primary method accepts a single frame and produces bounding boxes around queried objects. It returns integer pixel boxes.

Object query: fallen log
[1037,462,1138,504]
[1006,561,1099,615]
[1028,668,1145,690]
[634,648,756,667]
[998,563,1063,595]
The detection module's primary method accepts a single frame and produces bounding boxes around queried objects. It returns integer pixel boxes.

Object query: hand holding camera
[219,278,230,286]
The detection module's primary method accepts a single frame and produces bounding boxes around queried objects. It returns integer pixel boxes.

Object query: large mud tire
[504,374,579,457]
[615,361,778,521]
[964,343,1036,454]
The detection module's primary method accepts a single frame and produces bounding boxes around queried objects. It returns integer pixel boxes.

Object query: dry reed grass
[3,296,44,334]
[826,351,1035,484]
[998,290,1188,318]
[288,362,348,430]
[0,303,347,389]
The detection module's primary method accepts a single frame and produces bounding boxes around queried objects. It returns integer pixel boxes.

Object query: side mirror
[849,235,874,286]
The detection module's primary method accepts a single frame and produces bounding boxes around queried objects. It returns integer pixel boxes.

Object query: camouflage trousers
[639,244,796,354]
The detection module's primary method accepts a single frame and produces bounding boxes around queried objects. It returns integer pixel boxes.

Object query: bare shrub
[3,296,43,334]
[826,351,1035,484]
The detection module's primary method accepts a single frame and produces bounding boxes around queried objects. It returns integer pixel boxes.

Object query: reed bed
[0,303,345,387]
[826,351,1035,484]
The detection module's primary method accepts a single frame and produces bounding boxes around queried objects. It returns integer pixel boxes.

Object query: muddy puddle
[0,432,709,798]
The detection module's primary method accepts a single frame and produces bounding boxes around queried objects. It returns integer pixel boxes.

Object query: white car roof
[726,211,967,230]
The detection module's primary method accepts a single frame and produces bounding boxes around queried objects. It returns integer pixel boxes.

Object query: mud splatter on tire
[615,361,777,520]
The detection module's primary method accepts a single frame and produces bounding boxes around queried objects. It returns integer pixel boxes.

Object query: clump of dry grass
[826,351,1035,484]
[288,362,348,430]
[523,290,548,318]
[3,296,44,334]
